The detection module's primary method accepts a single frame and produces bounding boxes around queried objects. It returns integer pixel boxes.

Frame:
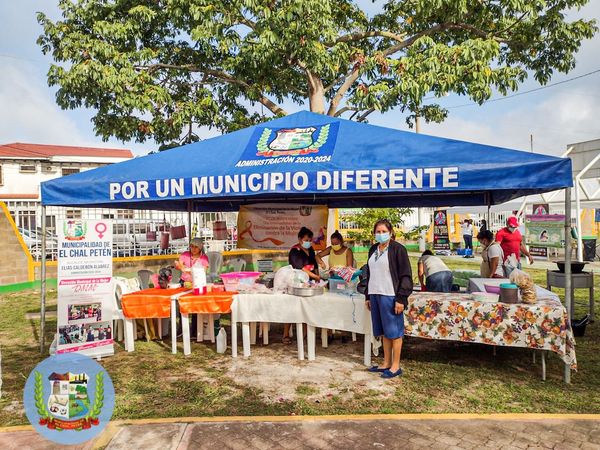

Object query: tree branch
[333,30,407,45]
[333,106,358,117]
[327,66,360,115]
[357,108,375,122]
[136,64,287,116]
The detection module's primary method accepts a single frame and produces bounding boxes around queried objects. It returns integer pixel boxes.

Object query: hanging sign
[529,246,548,258]
[525,215,566,248]
[532,204,550,215]
[237,203,328,250]
[433,210,451,250]
[56,219,114,357]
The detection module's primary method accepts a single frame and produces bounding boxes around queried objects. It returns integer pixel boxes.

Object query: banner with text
[525,215,566,248]
[237,204,328,250]
[57,219,114,357]
[433,210,451,250]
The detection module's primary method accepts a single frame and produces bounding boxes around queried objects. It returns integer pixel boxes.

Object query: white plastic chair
[228,257,246,272]
[113,276,141,351]
[137,269,153,289]
[207,251,223,282]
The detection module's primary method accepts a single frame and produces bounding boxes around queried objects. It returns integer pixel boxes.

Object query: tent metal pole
[40,205,47,354]
[188,201,192,244]
[564,187,572,384]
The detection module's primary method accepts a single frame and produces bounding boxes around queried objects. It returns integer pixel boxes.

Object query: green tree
[343,207,422,244]
[38,0,596,144]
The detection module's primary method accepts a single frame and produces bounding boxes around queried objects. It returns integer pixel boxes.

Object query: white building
[0,142,133,230]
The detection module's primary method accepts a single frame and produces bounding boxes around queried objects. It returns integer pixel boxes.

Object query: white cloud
[0,64,90,144]
[420,83,600,155]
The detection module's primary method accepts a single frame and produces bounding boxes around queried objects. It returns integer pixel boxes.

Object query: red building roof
[0,142,133,159]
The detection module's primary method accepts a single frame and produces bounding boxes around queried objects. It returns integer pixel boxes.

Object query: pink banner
[56,339,114,354]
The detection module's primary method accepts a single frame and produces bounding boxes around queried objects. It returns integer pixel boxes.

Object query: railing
[6,201,238,261]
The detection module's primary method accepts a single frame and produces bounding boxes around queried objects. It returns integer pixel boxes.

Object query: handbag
[160,232,170,250]
[356,264,369,295]
[213,213,228,240]
[170,224,187,240]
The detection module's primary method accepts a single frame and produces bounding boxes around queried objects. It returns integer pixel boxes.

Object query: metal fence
[7,201,238,261]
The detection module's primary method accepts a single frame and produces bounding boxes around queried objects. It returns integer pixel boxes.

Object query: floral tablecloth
[405,292,577,369]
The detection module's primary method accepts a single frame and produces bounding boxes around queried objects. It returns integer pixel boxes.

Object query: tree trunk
[306,71,325,114]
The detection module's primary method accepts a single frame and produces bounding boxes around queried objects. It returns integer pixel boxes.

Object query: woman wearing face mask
[288,227,321,281]
[364,219,413,379]
[317,230,354,269]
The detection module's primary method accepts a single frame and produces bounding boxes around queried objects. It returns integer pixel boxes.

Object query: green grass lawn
[1,256,599,426]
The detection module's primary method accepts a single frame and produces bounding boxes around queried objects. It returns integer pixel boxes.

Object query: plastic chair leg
[197,314,203,342]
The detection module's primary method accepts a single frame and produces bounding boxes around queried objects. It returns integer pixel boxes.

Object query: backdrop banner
[56,219,114,357]
[433,210,451,250]
[237,203,328,250]
[525,214,566,248]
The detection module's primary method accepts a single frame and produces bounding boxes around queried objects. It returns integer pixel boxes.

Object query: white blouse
[367,248,395,296]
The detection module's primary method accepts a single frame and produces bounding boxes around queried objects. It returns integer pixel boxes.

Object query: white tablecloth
[231,292,373,364]
[232,292,371,333]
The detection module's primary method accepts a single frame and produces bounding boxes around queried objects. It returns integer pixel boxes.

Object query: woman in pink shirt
[175,237,209,283]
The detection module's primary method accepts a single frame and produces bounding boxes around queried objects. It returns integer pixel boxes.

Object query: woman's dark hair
[330,230,343,242]
[373,219,395,239]
[298,227,314,239]
[477,229,494,241]
[422,250,434,256]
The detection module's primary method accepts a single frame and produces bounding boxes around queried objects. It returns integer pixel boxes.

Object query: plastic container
[499,283,519,304]
[472,292,499,303]
[220,271,262,292]
[484,284,501,295]
[216,327,227,353]
[328,278,347,292]
[192,266,207,295]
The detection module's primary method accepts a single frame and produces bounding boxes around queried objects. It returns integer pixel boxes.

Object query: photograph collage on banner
[56,219,114,357]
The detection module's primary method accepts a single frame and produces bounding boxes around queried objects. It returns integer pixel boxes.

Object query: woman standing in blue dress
[364,219,413,379]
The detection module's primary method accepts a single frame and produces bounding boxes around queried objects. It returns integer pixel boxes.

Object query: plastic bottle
[216,327,227,353]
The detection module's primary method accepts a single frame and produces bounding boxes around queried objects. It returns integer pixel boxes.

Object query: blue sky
[0,1,598,157]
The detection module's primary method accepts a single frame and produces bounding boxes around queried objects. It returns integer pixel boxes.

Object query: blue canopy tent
[38,111,575,381]
[41,111,572,210]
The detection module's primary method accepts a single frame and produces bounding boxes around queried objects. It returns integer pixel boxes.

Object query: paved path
[1,415,599,449]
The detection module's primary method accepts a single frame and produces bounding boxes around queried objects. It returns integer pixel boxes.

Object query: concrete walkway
[1,415,599,449]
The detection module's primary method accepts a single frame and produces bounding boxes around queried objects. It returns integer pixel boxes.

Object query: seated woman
[174,237,209,284]
[417,250,453,292]
[477,230,504,278]
[317,230,354,270]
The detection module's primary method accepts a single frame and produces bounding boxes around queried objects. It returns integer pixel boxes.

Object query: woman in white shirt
[461,219,473,251]
[477,230,504,278]
[418,250,453,292]
[364,219,413,379]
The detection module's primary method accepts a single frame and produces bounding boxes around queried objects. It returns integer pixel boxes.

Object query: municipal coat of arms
[256,124,331,157]
[35,370,104,431]
[64,220,87,241]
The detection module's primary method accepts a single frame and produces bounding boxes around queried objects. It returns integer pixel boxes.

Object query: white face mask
[508,226,516,232]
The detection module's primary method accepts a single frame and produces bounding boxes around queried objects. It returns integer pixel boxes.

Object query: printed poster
[57,219,114,357]
[433,209,450,250]
[532,203,550,215]
[237,203,328,250]
[525,215,566,248]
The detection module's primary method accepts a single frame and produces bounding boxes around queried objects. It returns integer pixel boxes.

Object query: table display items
[192,266,207,295]
[509,269,537,304]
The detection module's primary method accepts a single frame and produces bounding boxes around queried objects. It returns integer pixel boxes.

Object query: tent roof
[41,111,572,211]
